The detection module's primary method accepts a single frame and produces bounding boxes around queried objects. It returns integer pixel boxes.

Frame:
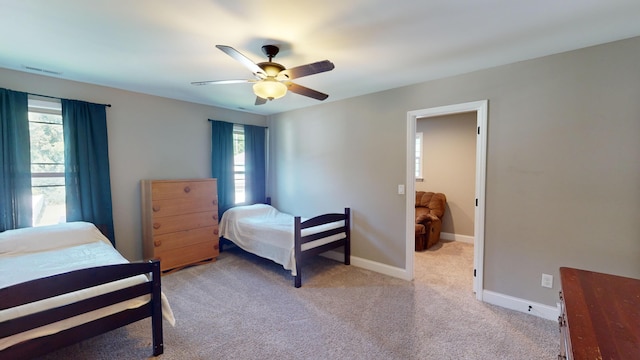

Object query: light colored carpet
[35,240,558,359]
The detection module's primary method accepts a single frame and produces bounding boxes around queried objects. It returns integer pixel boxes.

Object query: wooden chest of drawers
[558,267,640,359]
[141,178,219,272]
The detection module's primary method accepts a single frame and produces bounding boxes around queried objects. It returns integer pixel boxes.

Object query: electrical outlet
[541,273,553,288]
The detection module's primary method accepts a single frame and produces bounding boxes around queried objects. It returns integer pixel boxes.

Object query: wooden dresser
[558,267,640,359]
[141,178,219,273]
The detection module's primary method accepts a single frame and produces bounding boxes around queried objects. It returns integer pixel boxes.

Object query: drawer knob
[154,240,161,247]
[212,214,218,220]
[184,186,191,193]
[213,229,219,235]
[152,205,160,212]
[212,199,218,206]
[153,223,161,229]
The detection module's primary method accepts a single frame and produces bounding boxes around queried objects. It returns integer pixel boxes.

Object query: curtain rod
[207,119,269,129]
[26,90,112,108]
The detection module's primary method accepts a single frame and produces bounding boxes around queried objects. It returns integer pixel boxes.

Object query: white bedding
[0,222,175,352]
[219,204,345,275]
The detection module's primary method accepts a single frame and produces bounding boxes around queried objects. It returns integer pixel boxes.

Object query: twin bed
[0,204,349,357]
[0,222,174,359]
[219,204,351,287]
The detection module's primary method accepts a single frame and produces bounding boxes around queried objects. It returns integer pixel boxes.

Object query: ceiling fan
[192,45,335,105]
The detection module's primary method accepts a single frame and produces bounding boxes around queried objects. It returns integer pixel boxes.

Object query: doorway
[405,100,487,300]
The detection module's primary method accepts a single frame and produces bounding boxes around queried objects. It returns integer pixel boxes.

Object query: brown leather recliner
[415,191,447,251]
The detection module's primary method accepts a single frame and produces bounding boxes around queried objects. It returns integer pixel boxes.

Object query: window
[232,124,245,204]
[415,132,423,181]
[28,98,66,226]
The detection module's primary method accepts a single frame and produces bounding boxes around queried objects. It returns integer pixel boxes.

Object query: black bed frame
[220,205,351,288]
[293,207,351,288]
[0,259,163,359]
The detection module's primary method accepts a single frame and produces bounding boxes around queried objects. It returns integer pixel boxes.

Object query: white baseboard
[441,232,474,244]
[482,290,560,321]
[322,251,411,281]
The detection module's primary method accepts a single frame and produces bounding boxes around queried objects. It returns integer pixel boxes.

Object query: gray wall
[268,96,408,267]
[269,36,640,306]
[3,35,639,307]
[0,68,266,261]
[416,113,476,236]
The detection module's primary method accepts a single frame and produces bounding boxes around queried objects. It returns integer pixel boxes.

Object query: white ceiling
[1,0,640,116]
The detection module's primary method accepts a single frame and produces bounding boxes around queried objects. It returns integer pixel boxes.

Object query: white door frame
[406,100,488,300]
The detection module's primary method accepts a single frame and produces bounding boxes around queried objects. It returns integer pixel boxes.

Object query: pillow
[221,204,277,222]
[0,222,110,257]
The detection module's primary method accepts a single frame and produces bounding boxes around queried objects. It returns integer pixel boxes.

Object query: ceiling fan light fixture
[195,45,332,104]
[253,78,287,100]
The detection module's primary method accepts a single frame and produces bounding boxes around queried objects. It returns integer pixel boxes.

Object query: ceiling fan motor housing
[261,45,280,61]
[257,62,285,77]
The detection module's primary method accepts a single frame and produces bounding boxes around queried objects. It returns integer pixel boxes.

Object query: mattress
[0,222,175,351]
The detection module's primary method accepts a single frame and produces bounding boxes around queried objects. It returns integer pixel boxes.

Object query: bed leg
[150,260,164,356]
[344,207,351,266]
[295,216,302,288]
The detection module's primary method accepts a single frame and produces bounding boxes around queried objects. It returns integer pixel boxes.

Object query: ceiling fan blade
[278,60,334,80]
[286,82,329,101]
[255,96,267,105]
[216,45,266,78]
[191,79,254,85]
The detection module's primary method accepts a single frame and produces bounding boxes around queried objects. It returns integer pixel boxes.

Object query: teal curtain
[244,124,266,204]
[210,120,234,218]
[62,99,115,244]
[0,88,32,231]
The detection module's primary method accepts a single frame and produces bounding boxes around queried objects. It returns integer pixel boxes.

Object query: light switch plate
[398,184,405,195]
